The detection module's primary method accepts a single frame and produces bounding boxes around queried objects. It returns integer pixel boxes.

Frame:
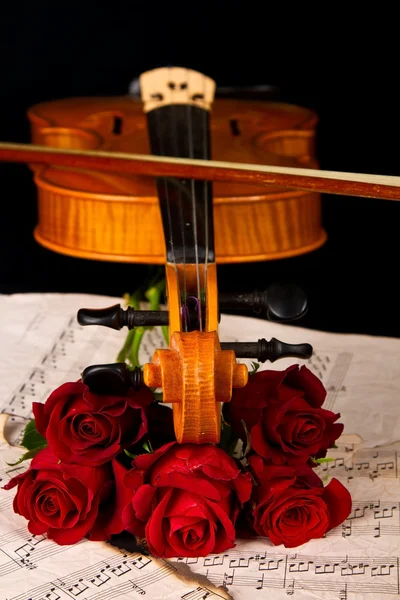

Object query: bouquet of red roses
[3,361,351,558]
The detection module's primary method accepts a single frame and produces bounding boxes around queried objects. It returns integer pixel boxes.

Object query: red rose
[225,365,343,465]
[3,448,130,545]
[122,442,252,558]
[248,455,352,547]
[33,381,152,466]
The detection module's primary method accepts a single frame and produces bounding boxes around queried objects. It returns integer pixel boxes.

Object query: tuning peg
[218,282,308,322]
[81,363,145,394]
[221,338,313,363]
[77,304,169,330]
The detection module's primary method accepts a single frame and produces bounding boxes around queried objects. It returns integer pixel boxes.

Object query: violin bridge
[139,66,216,113]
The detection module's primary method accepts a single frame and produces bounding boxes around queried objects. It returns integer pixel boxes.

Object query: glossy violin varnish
[25,81,326,264]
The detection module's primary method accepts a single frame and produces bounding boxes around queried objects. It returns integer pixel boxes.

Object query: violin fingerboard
[146,104,215,265]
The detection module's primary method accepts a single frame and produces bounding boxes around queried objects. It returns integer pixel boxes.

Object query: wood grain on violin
[3,137,400,264]
[0,92,325,264]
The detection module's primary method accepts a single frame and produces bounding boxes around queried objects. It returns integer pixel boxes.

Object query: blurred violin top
[19,89,325,264]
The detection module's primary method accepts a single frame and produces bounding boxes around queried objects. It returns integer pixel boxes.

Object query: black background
[0,3,399,338]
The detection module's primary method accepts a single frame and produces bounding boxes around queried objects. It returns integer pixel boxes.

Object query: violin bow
[0,141,400,200]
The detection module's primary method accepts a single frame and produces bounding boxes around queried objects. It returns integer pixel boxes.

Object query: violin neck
[146,104,215,264]
[139,67,217,266]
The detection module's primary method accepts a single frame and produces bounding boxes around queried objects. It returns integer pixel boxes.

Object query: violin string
[155,100,178,301]
[169,73,187,332]
[186,70,202,332]
[202,74,209,331]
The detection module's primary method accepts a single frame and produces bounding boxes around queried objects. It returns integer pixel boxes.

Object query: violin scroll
[143,330,248,444]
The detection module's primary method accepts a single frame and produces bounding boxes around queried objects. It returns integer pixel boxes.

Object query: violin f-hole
[112,116,123,135]
[229,119,241,136]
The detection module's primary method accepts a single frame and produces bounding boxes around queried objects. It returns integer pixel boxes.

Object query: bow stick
[0,142,400,200]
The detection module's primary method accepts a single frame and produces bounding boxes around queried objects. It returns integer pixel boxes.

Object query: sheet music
[1,293,400,599]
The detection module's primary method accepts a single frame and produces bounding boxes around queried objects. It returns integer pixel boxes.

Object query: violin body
[28,95,326,264]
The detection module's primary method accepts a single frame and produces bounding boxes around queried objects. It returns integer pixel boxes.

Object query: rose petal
[91,458,132,539]
[150,471,224,501]
[32,402,48,437]
[207,501,237,553]
[251,421,286,463]
[146,489,174,556]
[131,485,158,522]
[286,365,327,408]
[323,478,352,529]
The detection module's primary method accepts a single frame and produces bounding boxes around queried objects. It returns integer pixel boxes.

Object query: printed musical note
[181,587,226,600]
[286,579,296,595]
[41,590,60,600]
[256,573,264,590]
[315,562,339,575]
[66,579,89,595]
[131,556,151,569]
[109,560,132,576]
[259,558,283,571]
[342,522,352,537]
[203,555,227,567]
[313,447,400,482]
[288,560,313,573]
[322,352,352,411]
[0,299,131,419]
[223,571,235,586]
[89,571,111,587]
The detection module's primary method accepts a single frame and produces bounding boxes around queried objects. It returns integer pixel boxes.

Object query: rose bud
[33,381,153,466]
[248,455,352,547]
[122,442,252,558]
[3,448,130,545]
[224,365,343,465]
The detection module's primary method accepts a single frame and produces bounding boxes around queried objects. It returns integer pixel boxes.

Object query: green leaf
[6,445,47,466]
[142,440,153,453]
[250,361,260,375]
[117,273,167,368]
[241,419,252,458]
[128,327,146,368]
[116,328,136,363]
[311,456,335,465]
[124,448,138,459]
[21,419,47,451]
[161,325,169,345]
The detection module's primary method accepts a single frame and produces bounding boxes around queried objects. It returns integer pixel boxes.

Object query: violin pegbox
[139,67,216,112]
[143,262,249,445]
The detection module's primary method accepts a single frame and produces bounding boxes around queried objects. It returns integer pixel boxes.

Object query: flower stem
[116,328,135,363]
[116,272,167,368]
[128,326,145,368]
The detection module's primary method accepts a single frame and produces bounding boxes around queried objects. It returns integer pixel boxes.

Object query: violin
[1,67,400,445]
